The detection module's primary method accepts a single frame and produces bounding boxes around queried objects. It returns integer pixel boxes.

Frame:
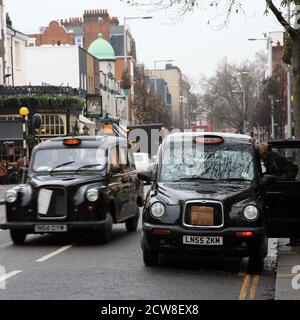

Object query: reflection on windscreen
[160,143,254,183]
[32,148,106,172]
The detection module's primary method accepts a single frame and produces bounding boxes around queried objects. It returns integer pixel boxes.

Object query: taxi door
[265,140,300,237]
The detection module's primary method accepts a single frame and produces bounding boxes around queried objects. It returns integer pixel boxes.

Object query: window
[0,143,23,163]
[27,39,36,47]
[37,115,66,136]
[75,37,83,48]
[266,147,300,181]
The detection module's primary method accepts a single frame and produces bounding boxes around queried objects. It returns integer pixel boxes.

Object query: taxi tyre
[95,212,113,244]
[10,230,27,245]
[247,238,267,273]
[143,246,159,266]
[125,207,140,232]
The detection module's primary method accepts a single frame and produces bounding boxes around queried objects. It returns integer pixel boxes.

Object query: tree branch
[266,0,297,38]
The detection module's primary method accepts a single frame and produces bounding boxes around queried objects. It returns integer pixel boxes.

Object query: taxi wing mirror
[137,171,154,182]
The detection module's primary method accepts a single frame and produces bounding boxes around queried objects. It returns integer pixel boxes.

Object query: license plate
[34,225,67,233]
[183,235,223,246]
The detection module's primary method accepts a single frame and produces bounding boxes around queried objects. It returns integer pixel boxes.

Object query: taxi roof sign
[63,138,81,146]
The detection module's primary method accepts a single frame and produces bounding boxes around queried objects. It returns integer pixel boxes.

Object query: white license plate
[183,235,223,246]
[34,225,67,233]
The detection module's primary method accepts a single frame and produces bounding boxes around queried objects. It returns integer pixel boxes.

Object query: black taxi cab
[138,132,300,271]
[0,136,144,244]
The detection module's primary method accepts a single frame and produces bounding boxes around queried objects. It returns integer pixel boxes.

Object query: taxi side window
[266,147,299,181]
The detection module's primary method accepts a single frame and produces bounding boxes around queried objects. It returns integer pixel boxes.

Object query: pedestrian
[0,160,7,184]
[257,143,298,180]
[16,155,28,173]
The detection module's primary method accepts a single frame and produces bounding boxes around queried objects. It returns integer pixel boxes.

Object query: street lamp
[123,16,152,128]
[232,90,246,134]
[19,107,30,158]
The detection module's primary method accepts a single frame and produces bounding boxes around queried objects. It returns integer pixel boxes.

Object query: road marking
[277,273,295,278]
[249,275,260,300]
[36,245,73,263]
[0,270,22,284]
[239,275,251,300]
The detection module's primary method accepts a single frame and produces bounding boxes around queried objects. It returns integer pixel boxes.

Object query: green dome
[88,33,115,61]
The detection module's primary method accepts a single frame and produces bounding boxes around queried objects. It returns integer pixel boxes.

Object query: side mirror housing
[260,174,277,186]
[137,171,154,182]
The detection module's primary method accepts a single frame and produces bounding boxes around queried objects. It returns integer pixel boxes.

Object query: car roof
[33,135,127,151]
[165,132,253,145]
[268,139,300,148]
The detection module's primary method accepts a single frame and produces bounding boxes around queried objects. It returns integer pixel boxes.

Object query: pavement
[275,238,300,300]
[0,184,15,205]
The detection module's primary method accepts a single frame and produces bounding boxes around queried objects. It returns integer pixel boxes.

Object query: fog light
[152,228,171,235]
[236,231,253,237]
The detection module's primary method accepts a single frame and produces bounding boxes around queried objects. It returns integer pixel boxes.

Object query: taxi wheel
[125,207,140,232]
[248,250,265,274]
[143,247,159,266]
[10,230,27,245]
[95,213,113,244]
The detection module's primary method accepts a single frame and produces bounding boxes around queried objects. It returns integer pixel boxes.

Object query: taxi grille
[38,187,67,219]
[183,201,224,228]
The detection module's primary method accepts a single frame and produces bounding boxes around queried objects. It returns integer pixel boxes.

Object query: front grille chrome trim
[182,200,224,229]
[37,187,67,221]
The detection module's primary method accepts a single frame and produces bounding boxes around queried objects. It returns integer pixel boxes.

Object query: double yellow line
[239,274,260,300]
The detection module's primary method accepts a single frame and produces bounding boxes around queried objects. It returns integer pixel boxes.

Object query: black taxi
[138,132,300,271]
[1,136,144,244]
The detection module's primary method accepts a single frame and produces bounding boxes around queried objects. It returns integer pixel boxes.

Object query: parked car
[1,136,144,244]
[133,153,151,172]
[138,132,300,272]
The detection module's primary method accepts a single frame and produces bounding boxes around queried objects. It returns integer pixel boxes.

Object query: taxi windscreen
[32,148,106,173]
[159,141,254,183]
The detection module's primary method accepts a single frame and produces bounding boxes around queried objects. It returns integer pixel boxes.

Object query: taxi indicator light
[63,139,81,146]
[236,231,254,237]
[152,228,171,235]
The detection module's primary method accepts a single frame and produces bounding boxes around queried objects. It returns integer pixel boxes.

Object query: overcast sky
[6,0,283,91]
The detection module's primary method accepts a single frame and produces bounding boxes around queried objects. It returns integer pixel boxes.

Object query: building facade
[5,15,28,86]
[27,9,136,123]
[146,64,191,130]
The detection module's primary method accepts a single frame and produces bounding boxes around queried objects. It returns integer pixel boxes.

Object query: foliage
[198,53,267,132]
[132,64,171,127]
[253,65,287,138]
[0,95,84,109]
[121,69,132,90]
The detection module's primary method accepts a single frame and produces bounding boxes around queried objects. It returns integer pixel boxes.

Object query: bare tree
[123,0,300,140]
[198,56,266,132]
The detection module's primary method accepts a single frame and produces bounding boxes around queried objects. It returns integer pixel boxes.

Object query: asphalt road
[0,189,277,300]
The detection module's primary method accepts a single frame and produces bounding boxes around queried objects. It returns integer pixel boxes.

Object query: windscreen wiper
[174,177,216,182]
[49,161,75,175]
[218,178,252,183]
[74,164,102,174]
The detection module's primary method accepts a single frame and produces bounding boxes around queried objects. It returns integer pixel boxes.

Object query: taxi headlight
[86,189,98,202]
[5,189,18,203]
[243,205,259,221]
[150,202,166,218]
